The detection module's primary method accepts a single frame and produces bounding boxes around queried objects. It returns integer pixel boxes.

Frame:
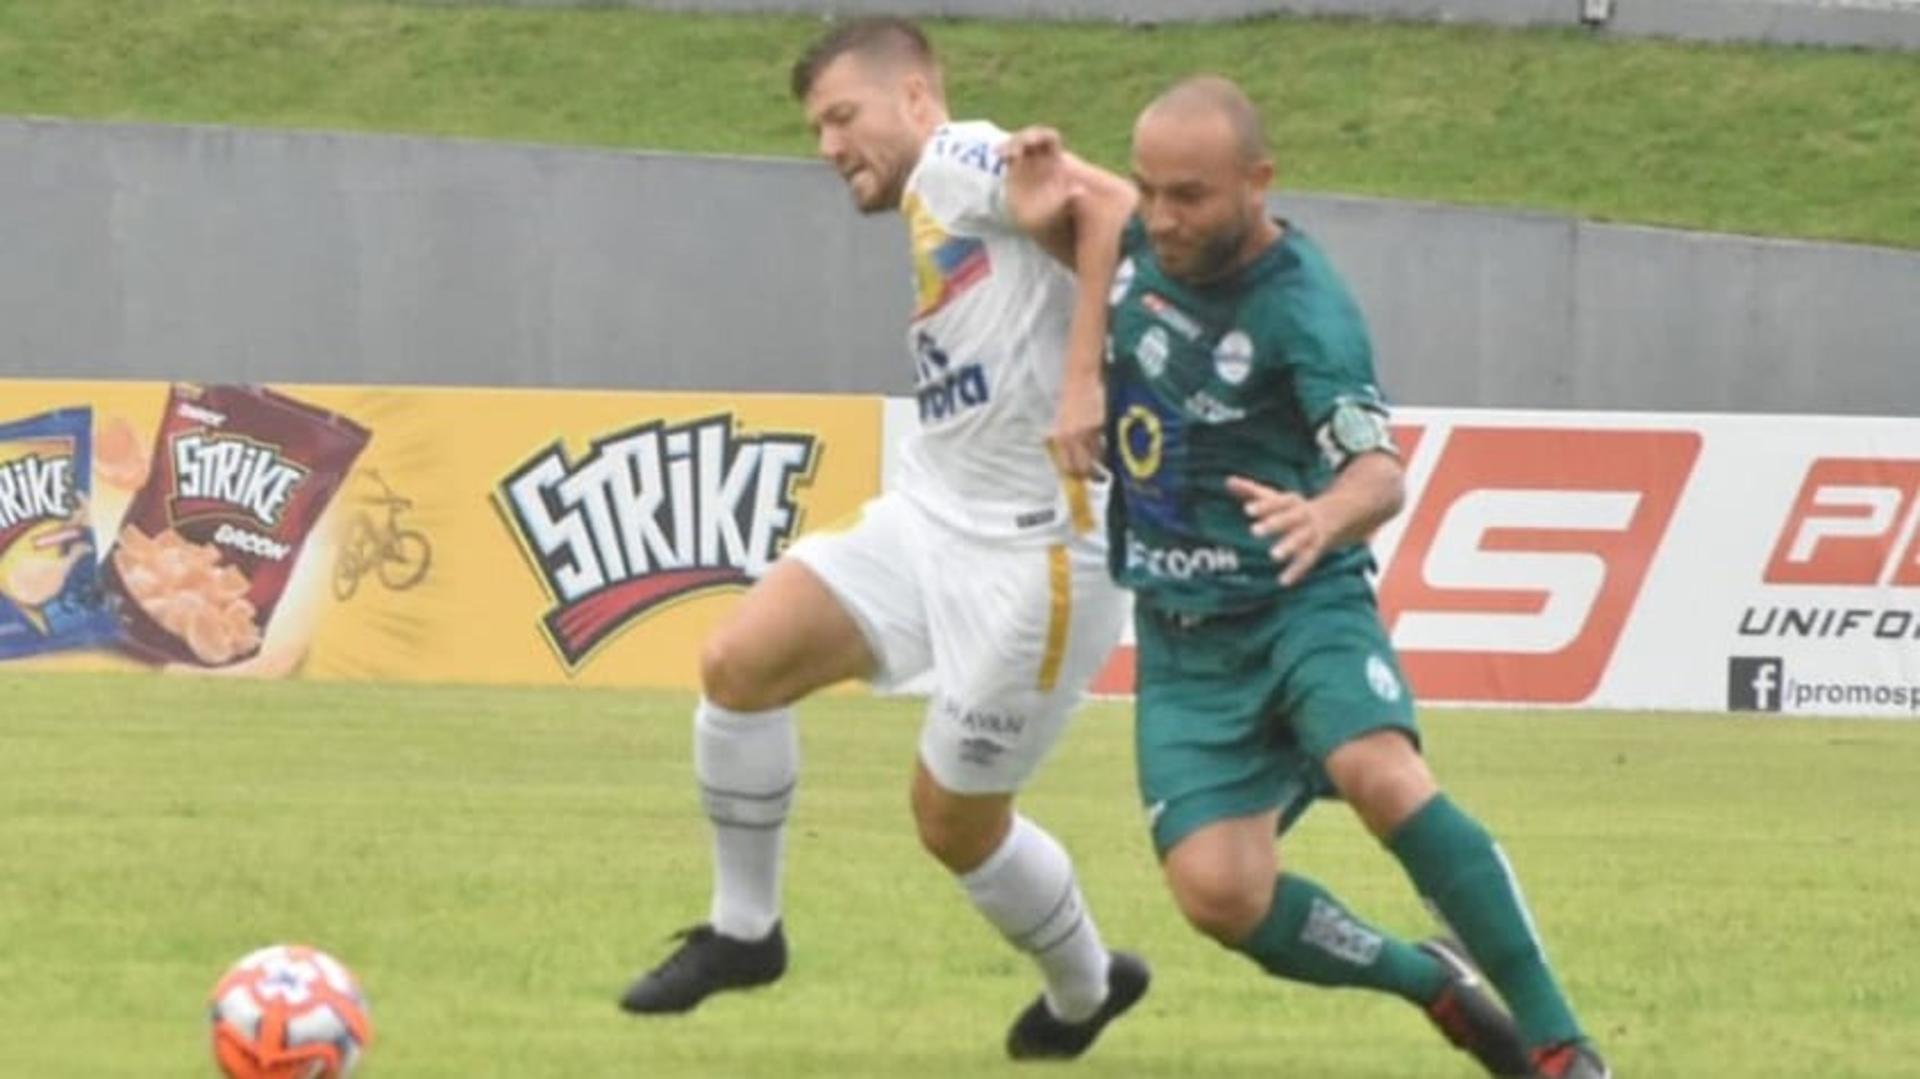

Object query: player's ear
[1246,156,1275,193]
[901,68,936,116]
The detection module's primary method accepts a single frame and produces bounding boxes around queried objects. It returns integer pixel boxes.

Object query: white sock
[959,815,1112,1022]
[693,698,797,941]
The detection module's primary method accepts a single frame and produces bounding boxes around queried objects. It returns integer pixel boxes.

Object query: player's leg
[1284,583,1598,1075]
[1323,729,1604,1076]
[1139,605,1437,995]
[697,557,874,930]
[916,533,1145,1059]
[1139,599,1529,1076]
[1159,810,1450,1002]
[909,762,1146,1059]
[622,498,929,1015]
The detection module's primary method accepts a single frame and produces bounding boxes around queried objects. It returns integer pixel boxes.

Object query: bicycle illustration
[332,469,433,601]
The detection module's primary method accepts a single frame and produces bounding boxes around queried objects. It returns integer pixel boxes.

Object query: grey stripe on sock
[698,780,797,803]
[1009,880,1078,951]
[705,815,787,832]
[1031,910,1089,957]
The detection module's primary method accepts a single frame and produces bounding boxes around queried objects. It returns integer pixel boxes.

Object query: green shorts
[1133,574,1419,858]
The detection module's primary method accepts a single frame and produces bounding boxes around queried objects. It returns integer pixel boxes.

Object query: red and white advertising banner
[885,402,1920,717]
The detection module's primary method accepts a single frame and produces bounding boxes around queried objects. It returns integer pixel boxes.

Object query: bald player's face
[1131,110,1264,283]
[804,54,926,214]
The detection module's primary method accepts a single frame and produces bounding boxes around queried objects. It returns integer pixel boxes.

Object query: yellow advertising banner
[0,379,881,687]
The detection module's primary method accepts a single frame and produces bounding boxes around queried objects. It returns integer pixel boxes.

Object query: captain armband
[1314,397,1398,470]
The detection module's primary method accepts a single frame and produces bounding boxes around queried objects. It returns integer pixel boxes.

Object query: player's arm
[1227,450,1404,587]
[999,128,1133,266]
[1227,439,1404,581]
[1229,292,1402,585]
[998,127,1138,481]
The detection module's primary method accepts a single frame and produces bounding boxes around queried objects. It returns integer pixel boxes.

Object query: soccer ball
[208,944,373,1078]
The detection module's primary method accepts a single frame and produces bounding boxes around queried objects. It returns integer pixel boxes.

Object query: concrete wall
[1291,195,1920,415]
[1,118,910,394]
[442,0,1920,50]
[1608,0,1920,49]
[3,118,1916,415]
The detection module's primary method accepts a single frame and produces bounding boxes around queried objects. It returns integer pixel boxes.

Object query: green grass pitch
[4,672,1918,1075]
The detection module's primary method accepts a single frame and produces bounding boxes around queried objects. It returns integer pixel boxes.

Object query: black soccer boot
[1005,950,1151,1061]
[1418,938,1533,1077]
[618,922,787,1015]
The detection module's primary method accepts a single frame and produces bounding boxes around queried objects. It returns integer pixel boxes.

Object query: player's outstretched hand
[998,125,1065,168]
[1225,475,1330,587]
[1049,375,1105,482]
[998,126,1079,234]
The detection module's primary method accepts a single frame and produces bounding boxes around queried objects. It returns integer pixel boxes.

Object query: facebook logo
[1728,656,1785,712]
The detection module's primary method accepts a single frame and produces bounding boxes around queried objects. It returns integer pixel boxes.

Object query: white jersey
[893,120,1094,545]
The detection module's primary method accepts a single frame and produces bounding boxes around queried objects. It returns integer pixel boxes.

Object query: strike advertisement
[0,379,879,688]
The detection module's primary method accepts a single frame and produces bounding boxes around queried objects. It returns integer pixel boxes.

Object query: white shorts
[785,491,1127,795]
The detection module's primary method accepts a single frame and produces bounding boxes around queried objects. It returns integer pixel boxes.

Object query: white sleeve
[911,124,1015,237]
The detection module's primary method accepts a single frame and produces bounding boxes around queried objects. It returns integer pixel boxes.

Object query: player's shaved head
[1137,75,1269,166]
[1130,74,1279,283]
[790,17,942,101]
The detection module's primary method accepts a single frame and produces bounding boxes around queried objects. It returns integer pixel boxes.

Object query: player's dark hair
[790,17,940,100]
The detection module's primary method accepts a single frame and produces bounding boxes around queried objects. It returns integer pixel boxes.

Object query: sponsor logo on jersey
[1113,386,1187,533]
[1126,535,1241,580]
[1183,391,1246,424]
[1141,292,1203,341]
[1366,654,1403,702]
[498,414,818,670]
[912,331,991,423]
[1213,331,1254,386]
[1117,405,1164,480]
[927,128,1009,177]
[1137,326,1171,378]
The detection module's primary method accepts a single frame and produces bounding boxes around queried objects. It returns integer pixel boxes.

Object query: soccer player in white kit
[619,17,1149,1060]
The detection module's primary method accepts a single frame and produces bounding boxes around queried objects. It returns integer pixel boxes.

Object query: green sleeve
[1275,285,1385,429]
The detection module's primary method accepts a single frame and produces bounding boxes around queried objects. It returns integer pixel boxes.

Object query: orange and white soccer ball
[208,944,372,1078]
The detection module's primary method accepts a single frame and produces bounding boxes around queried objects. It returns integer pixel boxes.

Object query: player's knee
[913,810,985,873]
[1167,863,1270,946]
[699,632,780,712]
[1326,730,1436,838]
[911,784,1012,874]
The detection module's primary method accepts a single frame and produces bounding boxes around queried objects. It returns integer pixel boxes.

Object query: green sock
[1239,873,1447,1004]
[1387,794,1583,1049]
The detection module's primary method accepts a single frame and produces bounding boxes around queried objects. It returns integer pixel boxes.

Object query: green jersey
[1104,218,1395,614]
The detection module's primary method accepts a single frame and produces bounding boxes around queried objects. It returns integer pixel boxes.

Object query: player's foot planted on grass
[619,922,787,1015]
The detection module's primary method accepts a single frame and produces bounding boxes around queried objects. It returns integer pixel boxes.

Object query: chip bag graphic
[101,385,370,668]
[0,408,118,659]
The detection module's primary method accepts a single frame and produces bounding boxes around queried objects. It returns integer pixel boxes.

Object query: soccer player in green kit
[1082,77,1610,1078]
